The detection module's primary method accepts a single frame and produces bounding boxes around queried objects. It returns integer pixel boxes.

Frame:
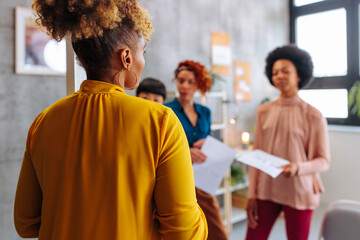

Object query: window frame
[290,0,360,125]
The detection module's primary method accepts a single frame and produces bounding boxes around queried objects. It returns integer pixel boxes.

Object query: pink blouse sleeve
[297,116,330,175]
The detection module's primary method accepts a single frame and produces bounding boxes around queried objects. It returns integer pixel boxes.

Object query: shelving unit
[221,206,247,226]
[217,177,249,228]
[197,91,248,233]
[166,90,249,232]
[215,180,248,196]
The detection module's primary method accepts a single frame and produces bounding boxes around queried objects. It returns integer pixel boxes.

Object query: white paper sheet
[192,136,236,195]
[211,45,232,65]
[235,150,289,178]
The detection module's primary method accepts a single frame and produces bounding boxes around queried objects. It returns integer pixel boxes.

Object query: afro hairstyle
[265,44,314,89]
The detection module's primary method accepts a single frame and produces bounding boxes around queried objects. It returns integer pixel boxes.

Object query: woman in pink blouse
[246,45,330,240]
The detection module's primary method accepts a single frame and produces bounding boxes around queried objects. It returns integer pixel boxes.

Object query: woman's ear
[119,48,132,70]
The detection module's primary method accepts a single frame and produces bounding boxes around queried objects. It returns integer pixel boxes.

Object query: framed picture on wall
[15,7,66,76]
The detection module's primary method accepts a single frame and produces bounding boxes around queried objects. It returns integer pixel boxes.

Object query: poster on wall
[15,7,66,76]
[234,61,251,102]
[211,32,231,76]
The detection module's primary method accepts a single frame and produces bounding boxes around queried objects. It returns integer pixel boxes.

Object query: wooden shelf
[197,90,249,233]
[211,123,226,131]
[215,179,248,196]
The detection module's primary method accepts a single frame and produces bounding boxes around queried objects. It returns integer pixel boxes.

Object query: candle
[241,132,250,145]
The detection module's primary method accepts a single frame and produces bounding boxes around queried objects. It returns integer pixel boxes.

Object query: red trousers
[245,199,313,240]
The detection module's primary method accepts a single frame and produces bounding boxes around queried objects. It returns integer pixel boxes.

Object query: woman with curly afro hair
[246,45,330,240]
[14,1,207,239]
[165,60,228,240]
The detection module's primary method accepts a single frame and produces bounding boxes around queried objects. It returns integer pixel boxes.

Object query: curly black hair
[136,77,166,100]
[265,44,314,89]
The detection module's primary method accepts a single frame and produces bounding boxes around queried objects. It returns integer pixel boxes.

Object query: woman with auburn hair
[14,1,207,239]
[166,60,228,240]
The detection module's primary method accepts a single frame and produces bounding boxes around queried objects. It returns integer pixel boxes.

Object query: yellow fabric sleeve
[154,108,208,239]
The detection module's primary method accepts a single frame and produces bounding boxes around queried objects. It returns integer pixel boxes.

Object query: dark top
[165,98,211,147]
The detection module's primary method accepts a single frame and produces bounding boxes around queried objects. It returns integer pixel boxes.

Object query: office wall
[0,0,66,239]
[138,0,287,146]
[321,129,360,204]
[0,0,287,239]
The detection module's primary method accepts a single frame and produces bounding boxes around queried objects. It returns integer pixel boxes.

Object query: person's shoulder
[257,100,274,113]
[128,94,168,112]
[27,94,74,133]
[195,103,211,114]
[164,99,177,108]
[29,111,47,132]
[300,99,324,120]
[36,94,74,118]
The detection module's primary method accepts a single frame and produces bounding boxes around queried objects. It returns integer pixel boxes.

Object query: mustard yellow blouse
[14,80,207,239]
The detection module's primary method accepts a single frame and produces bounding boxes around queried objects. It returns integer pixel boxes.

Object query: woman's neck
[280,89,298,98]
[177,97,194,110]
[87,70,125,88]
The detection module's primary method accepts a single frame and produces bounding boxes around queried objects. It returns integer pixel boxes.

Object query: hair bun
[33,0,153,41]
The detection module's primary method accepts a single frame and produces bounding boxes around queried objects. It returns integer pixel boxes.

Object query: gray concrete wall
[1,1,66,239]
[137,0,288,146]
[0,0,288,239]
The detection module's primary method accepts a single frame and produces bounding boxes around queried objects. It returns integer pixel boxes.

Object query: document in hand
[235,150,289,178]
[192,136,236,195]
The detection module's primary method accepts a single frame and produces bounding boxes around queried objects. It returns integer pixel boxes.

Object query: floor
[228,202,326,240]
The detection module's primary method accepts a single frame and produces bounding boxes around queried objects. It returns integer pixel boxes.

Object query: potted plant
[210,72,226,90]
[348,81,360,117]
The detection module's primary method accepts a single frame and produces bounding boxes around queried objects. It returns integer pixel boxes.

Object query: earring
[124,69,138,90]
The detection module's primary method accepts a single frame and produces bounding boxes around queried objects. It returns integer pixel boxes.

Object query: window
[290,0,360,125]
[298,89,348,118]
[294,0,325,7]
[296,8,347,77]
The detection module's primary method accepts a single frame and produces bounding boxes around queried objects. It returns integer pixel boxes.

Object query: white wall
[321,126,360,204]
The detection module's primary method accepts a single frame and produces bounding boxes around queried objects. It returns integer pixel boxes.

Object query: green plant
[230,165,245,185]
[348,81,360,117]
[261,97,270,104]
[210,72,226,86]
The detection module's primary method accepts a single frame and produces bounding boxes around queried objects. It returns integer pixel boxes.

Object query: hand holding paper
[235,150,289,178]
[192,136,236,195]
[281,162,299,178]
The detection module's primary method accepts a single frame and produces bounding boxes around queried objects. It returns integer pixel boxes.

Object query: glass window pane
[298,89,348,118]
[296,8,347,77]
[294,0,325,7]
[358,4,360,74]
